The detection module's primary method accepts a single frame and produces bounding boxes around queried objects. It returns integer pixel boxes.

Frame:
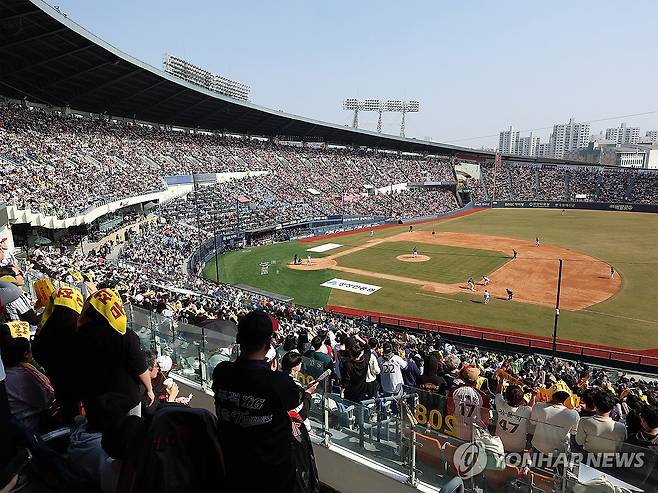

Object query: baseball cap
[156,355,173,372]
[460,365,481,383]
[382,342,393,355]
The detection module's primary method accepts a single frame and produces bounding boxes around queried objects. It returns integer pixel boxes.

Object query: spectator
[623,394,645,436]
[380,342,408,398]
[0,328,58,434]
[529,381,580,454]
[74,289,154,421]
[0,267,39,326]
[628,405,658,449]
[304,335,333,373]
[417,351,447,394]
[402,354,422,388]
[576,390,627,453]
[494,383,532,453]
[281,350,318,430]
[31,286,84,423]
[0,237,18,269]
[365,337,380,399]
[277,334,298,366]
[579,388,598,418]
[340,339,370,403]
[447,365,491,441]
[212,311,317,492]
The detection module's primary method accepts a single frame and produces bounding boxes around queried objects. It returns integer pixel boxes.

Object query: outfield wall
[474,200,658,213]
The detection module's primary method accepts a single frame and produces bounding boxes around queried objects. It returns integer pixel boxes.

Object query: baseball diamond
[209,208,658,351]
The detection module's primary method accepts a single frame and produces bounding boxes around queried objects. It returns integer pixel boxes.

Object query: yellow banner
[33,278,55,307]
[81,289,127,335]
[38,286,84,331]
[7,321,30,340]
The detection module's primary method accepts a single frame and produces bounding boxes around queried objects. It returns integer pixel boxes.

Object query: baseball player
[506,288,514,301]
[610,265,615,279]
[535,237,540,247]
[512,249,518,259]
[409,225,414,233]
[370,230,374,238]
[467,277,475,292]
[483,290,490,304]
[482,275,490,286]
[432,230,436,240]
[412,246,418,258]
[307,255,312,265]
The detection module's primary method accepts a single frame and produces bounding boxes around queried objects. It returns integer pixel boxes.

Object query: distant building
[517,132,541,157]
[645,130,658,144]
[549,118,590,159]
[498,127,540,156]
[498,126,519,154]
[537,143,551,158]
[605,123,640,145]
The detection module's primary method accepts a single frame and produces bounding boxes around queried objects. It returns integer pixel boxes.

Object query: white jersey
[494,394,532,452]
[380,355,407,394]
[448,385,491,440]
[530,403,580,453]
[366,353,380,383]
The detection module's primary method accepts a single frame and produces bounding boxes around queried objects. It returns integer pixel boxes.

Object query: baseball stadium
[3,1,658,492]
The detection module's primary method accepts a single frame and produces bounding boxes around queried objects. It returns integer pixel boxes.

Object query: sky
[48,1,658,149]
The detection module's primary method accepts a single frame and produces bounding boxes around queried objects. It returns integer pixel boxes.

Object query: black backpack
[110,405,225,493]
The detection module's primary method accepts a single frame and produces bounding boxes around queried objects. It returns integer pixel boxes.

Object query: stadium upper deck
[0,0,586,166]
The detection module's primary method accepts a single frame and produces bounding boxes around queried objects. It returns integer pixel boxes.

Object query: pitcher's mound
[397,254,430,263]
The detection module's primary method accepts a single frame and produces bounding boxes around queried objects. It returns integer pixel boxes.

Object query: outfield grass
[336,241,508,283]
[207,209,658,349]
[203,242,335,307]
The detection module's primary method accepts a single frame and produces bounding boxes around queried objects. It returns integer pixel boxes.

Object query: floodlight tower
[342,99,420,136]
[399,100,419,138]
[343,98,360,129]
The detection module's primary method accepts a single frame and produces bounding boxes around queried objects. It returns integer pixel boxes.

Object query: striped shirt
[4,294,33,321]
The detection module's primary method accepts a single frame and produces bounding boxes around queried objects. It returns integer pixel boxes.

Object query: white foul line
[416,292,463,303]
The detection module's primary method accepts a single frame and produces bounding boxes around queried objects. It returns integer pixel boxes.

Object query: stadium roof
[0,0,585,165]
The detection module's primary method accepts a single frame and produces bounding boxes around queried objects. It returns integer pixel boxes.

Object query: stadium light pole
[213,209,220,283]
[235,198,240,234]
[343,99,420,135]
[551,259,563,357]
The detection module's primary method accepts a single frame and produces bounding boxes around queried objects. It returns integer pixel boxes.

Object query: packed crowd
[160,179,459,233]
[0,100,457,220]
[473,161,658,204]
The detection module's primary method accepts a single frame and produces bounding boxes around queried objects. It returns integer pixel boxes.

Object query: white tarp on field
[306,243,342,253]
[320,278,381,296]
